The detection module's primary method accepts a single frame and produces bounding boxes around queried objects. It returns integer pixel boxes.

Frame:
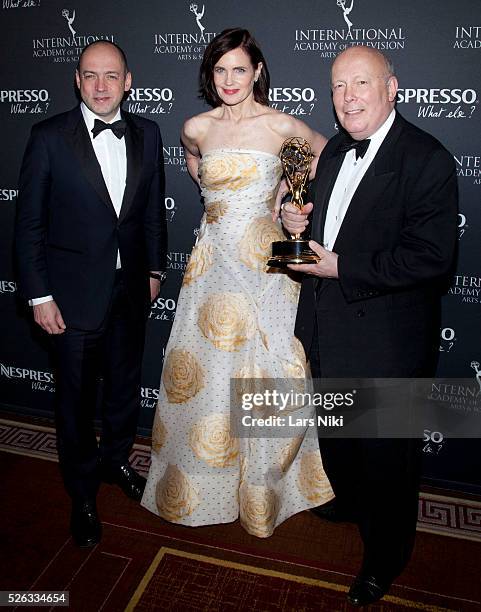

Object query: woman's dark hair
[199,28,270,107]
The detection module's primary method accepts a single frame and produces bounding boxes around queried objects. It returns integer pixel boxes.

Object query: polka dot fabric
[141,150,333,537]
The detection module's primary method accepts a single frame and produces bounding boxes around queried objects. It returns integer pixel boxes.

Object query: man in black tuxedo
[282,46,457,605]
[15,41,166,547]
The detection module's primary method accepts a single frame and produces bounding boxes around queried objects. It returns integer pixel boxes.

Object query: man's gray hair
[384,55,395,77]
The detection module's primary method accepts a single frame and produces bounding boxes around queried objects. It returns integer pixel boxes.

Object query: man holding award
[280,46,458,606]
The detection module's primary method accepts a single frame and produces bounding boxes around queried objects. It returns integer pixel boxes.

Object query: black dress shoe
[70,500,102,548]
[347,574,389,607]
[102,463,146,501]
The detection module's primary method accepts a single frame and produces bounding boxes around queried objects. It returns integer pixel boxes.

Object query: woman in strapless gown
[141,28,333,537]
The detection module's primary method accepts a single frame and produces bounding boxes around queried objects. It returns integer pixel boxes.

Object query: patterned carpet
[1,416,480,543]
[1,416,481,611]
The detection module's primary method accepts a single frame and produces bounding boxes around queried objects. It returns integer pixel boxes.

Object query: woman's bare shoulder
[183,109,221,140]
[264,109,306,133]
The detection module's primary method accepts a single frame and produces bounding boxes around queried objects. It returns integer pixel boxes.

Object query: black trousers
[309,325,421,583]
[53,271,146,502]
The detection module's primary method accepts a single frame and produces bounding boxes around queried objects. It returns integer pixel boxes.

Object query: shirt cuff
[29,295,54,306]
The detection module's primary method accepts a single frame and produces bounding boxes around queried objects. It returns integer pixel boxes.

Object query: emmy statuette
[268,137,320,267]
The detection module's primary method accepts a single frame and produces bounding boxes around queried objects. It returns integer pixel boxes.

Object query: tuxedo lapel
[311,142,345,295]
[60,107,116,217]
[312,151,345,244]
[332,164,394,251]
[118,113,143,223]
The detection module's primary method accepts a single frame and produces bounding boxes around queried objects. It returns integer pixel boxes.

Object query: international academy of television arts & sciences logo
[293,0,405,57]
[455,152,481,186]
[448,275,481,305]
[453,25,480,49]
[153,2,216,61]
[163,143,187,173]
[32,8,115,63]
[423,364,481,451]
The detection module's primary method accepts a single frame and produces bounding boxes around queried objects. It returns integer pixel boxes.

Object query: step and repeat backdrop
[0,0,480,492]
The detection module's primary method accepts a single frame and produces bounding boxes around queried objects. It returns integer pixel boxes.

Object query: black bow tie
[91,118,127,139]
[338,137,371,160]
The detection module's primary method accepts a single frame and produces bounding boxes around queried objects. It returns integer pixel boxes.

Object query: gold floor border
[126,546,455,612]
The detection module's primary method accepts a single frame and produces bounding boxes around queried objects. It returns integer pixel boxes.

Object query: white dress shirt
[31,103,127,306]
[81,102,127,268]
[323,109,396,251]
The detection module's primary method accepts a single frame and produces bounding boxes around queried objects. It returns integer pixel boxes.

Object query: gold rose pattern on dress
[239,483,280,538]
[279,436,303,473]
[155,464,201,522]
[205,200,229,224]
[183,241,214,286]
[201,153,259,192]
[232,363,271,411]
[283,336,308,383]
[163,348,204,404]
[239,453,248,484]
[260,330,269,350]
[285,275,301,304]
[239,217,286,272]
[292,336,306,362]
[283,360,305,380]
[141,150,325,535]
[297,451,334,504]
[197,292,256,352]
[189,414,239,468]
[152,412,167,454]
[234,363,271,380]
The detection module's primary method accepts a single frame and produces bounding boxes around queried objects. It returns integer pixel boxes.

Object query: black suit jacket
[15,106,166,330]
[295,113,458,377]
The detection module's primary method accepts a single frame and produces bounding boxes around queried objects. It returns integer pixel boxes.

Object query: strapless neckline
[201,148,281,162]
